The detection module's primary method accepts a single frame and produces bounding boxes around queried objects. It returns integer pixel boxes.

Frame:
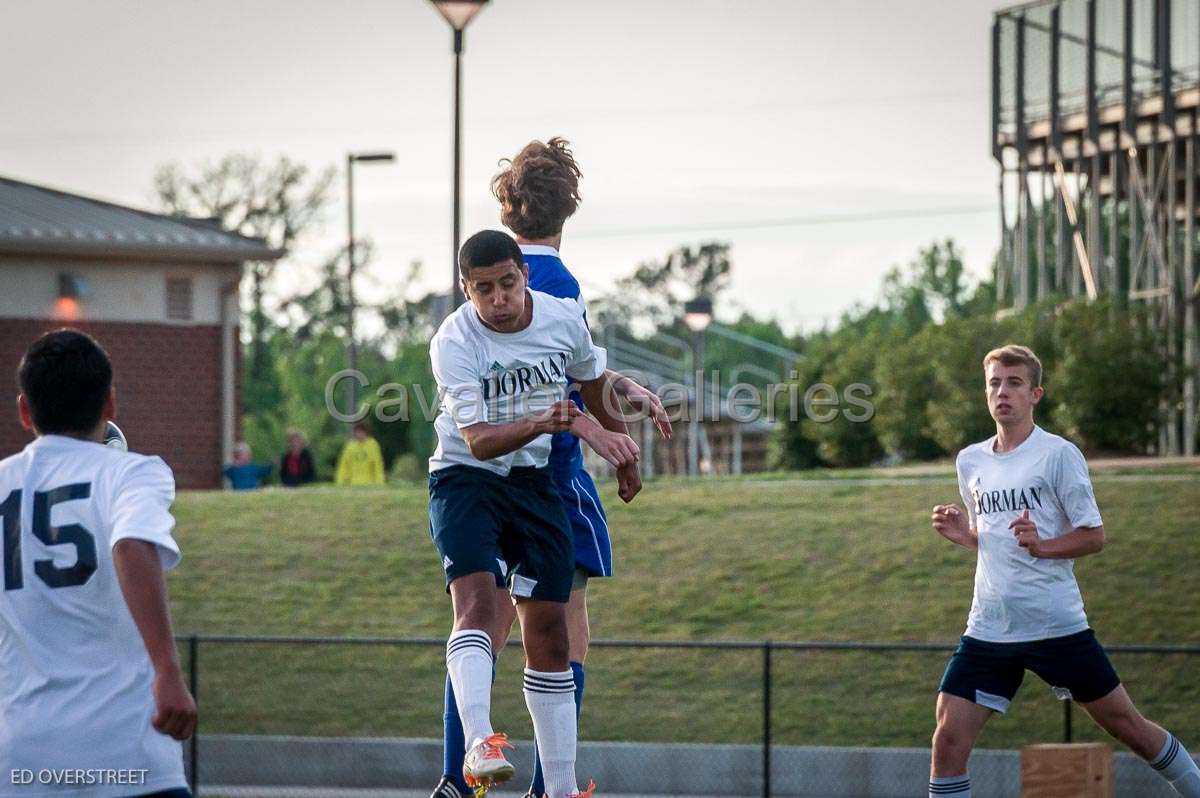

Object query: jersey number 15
[0,484,97,590]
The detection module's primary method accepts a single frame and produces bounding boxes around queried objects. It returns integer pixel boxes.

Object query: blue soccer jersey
[520,243,612,577]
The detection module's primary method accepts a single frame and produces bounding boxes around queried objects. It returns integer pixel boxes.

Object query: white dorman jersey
[956,425,1104,643]
[429,290,607,476]
[0,435,186,797]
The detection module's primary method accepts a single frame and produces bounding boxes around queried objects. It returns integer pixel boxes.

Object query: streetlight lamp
[428,0,489,312]
[683,296,714,476]
[346,151,395,419]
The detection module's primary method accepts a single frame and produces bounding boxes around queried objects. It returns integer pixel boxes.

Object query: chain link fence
[175,635,1200,797]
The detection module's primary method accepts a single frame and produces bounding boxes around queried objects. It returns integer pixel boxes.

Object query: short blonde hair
[983,344,1042,387]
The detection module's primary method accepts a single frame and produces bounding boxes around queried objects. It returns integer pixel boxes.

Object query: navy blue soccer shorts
[552,465,613,579]
[939,628,1122,712]
[428,464,575,603]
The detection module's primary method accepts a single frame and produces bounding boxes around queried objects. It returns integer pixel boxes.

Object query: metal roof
[0,176,285,264]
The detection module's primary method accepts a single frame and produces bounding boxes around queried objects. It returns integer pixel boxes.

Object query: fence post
[762,640,772,798]
[189,635,199,794]
[1063,698,1073,743]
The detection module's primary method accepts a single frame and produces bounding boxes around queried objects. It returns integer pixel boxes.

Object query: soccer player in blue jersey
[431,138,669,798]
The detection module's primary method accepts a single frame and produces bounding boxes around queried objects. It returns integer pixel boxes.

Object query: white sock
[1151,733,1200,798]
[524,668,577,798]
[929,774,971,796]
[446,630,494,748]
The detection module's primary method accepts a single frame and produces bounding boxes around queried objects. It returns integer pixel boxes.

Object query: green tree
[805,337,885,467]
[152,154,336,402]
[873,327,944,461]
[593,242,732,331]
[1050,300,1163,452]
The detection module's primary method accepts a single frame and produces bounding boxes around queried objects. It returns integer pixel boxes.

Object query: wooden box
[1021,743,1113,797]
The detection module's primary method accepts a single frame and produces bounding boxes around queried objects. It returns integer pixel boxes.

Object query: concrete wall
[191,735,1189,798]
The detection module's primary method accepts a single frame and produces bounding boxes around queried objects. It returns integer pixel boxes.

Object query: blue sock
[442,661,497,793]
[442,674,470,791]
[530,661,585,797]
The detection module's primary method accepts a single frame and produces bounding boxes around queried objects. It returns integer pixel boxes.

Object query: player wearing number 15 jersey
[0,329,195,798]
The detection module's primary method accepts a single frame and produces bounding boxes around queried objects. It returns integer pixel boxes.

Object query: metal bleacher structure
[992,0,1200,455]
[597,323,801,477]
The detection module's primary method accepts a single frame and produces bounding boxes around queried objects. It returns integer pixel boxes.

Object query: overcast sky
[1,0,1004,333]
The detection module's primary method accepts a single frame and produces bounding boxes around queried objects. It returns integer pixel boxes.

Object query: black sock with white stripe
[929,774,970,797]
[1150,732,1200,797]
[524,668,577,798]
[446,630,494,748]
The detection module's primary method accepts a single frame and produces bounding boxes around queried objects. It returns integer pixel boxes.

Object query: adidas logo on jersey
[489,361,505,372]
[442,555,453,570]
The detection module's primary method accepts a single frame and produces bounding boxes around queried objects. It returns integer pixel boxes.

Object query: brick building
[0,176,282,488]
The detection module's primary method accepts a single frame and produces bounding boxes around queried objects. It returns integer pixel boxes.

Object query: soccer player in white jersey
[433,138,670,798]
[0,329,196,798]
[927,344,1200,798]
[429,230,638,798]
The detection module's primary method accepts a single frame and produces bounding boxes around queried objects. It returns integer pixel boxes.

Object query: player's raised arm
[563,313,644,502]
[931,504,978,550]
[1011,442,1106,559]
[603,370,672,440]
[1008,508,1105,559]
[573,378,642,502]
[459,400,581,462]
[932,458,980,550]
[566,411,638,467]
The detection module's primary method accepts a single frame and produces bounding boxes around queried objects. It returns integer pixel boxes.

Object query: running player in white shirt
[927,344,1200,798]
[0,330,196,798]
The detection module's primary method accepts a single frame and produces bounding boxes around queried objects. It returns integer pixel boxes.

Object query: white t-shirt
[0,435,185,797]
[957,425,1104,643]
[429,290,607,476]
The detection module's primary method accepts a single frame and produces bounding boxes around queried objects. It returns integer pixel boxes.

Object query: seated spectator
[280,428,316,487]
[224,441,272,490]
[335,422,385,486]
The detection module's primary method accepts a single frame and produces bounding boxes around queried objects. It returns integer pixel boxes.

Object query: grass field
[169,470,1200,750]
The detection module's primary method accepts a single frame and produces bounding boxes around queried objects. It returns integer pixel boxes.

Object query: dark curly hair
[491,137,582,239]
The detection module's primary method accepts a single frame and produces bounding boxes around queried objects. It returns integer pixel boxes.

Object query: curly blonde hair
[491,137,582,239]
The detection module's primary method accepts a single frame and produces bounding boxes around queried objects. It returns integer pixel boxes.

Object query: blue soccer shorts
[552,466,613,579]
[939,628,1122,712]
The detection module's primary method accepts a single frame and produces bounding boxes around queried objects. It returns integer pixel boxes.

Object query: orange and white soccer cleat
[463,733,515,798]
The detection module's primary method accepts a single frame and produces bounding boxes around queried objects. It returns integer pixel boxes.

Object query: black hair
[458,229,525,277]
[17,329,113,435]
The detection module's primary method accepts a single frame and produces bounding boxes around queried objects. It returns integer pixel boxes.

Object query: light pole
[428,0,489,311]
[683,296,714,476]
[346,151,395,419]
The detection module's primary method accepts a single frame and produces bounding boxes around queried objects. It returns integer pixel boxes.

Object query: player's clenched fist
[591,429,640,469]
[532,400,582,434]
[931,503,969,541]
[616,461,642,503]
[152,670,197,740]
[1009,509,1044,557]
